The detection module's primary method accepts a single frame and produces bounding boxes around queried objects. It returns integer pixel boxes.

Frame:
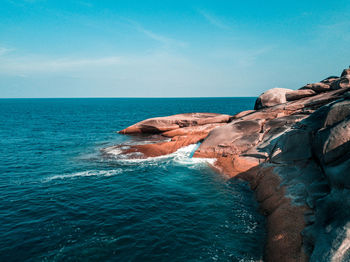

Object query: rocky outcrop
[116,69,350,261]
[112,114,230,158]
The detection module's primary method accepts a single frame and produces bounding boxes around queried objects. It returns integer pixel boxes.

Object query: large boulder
[254,88,293,110]
[314,117,350,165]
[270,129,313,163]
[323,100,350,127]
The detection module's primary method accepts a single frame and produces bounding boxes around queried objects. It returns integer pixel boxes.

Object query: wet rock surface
[117,69,350,261]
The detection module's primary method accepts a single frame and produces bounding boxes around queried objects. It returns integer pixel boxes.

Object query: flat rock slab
[286,89,316,101]
[119,113,231,134]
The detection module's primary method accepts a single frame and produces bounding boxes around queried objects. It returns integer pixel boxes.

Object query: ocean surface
[0,98,266,262]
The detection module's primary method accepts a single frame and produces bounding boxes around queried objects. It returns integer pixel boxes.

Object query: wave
[44,169,123,182]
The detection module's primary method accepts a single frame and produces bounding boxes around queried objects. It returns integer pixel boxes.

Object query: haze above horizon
[1,0,349,98]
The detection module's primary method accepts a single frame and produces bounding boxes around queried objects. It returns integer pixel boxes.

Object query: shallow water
[0,98,265,261]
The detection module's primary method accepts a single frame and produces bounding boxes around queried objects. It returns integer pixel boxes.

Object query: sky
[0,0,350,98]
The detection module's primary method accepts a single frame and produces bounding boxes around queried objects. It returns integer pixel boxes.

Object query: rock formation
[115,69,350,262]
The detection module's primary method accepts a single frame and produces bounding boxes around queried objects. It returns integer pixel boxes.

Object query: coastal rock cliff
[115,69,350,261]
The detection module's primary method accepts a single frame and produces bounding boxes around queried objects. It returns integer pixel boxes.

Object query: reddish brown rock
[123,134,206,158]
[208,155,261,178]
[301,82,331,93]
[286,89,316,101]
[237,166,309,262]
[119,113,230,134]
[230,109,255,120]
[162,123,225,138]
[115,114,228,158]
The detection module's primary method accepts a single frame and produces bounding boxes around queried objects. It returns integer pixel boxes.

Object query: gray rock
[341,68,350,77]
[330,76,350,90]
[321,76,339,85]
[323,100,350,127]
[314,117,350,164]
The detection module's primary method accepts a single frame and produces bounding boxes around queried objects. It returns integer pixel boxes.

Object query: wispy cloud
[126,19,187,48]
[0,47,14,56]
[0,56,122,74]
[209,45,276,67]
[198,9,230,30]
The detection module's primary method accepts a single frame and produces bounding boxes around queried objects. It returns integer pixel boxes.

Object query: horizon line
[0,96,257,99]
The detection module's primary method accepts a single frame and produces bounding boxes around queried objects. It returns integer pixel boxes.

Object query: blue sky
[0,0,349,97]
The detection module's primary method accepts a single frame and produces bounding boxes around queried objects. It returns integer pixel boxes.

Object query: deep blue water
[0,98,266,262]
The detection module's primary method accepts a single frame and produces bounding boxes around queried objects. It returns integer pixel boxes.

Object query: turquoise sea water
[0,98,265,261]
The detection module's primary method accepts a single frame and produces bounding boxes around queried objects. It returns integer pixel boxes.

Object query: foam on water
[104,147,123,155]
[45,169,123,182]
[104,143,216,167]
[171,144,216,166]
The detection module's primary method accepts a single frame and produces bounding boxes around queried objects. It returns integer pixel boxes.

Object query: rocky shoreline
[115,69,350,261]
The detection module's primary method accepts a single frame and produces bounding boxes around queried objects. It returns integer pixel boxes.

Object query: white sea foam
[45,169,123,182]
[104,148,123,155]
[106,143,216,167]
[171,144,216,166]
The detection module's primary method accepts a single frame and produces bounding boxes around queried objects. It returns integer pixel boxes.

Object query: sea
[0,98,266,262]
